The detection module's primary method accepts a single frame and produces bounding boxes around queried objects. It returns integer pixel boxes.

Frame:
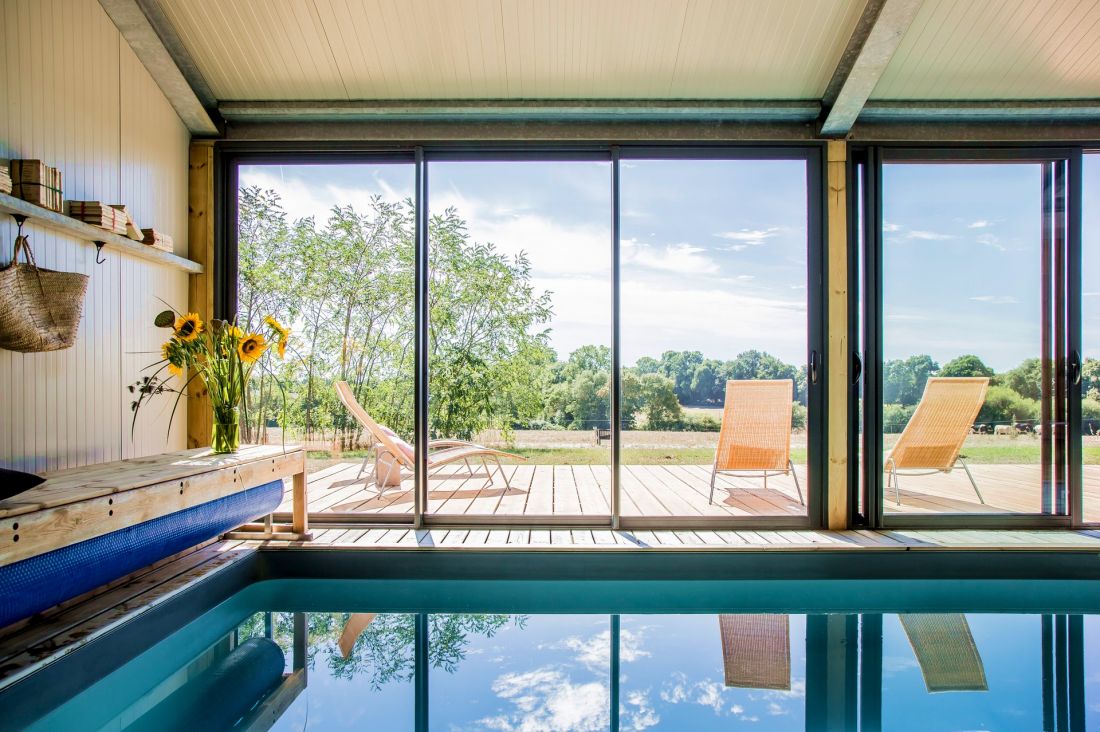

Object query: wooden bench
[0,445,308,628]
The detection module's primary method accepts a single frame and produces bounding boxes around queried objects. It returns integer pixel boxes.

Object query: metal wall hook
[94,242,106,265]
[11,214,27,236]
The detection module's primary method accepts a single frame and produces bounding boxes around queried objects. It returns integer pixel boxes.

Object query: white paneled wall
[0,0,191,472]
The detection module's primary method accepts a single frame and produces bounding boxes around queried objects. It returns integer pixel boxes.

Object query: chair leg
[708,462,718,504]
[463,457,474,477]
[357,444,375,479]
[959,459,985,504]
[788,460,804,505]
[889,461,901,506]
[480,457,492,487]
[495,456,512,488]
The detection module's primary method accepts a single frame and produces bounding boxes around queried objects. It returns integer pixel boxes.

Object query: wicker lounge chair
[718,614,791,690]
[334,380,524,491]
[899,614,988,692]
[338,612,377,658]
[885,377,989,506]
[708,380,803,505]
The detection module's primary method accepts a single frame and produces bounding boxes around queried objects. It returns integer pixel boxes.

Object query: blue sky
[242,155,1100,372]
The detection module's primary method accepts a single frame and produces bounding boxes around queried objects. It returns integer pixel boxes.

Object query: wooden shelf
[0,192,203,274]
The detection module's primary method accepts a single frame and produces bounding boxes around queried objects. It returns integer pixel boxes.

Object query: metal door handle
[1070,350,1082,385]
[809,351,819,384]
[852,352,863,385]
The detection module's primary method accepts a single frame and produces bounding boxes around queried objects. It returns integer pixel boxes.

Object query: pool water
[15,580,1100,731]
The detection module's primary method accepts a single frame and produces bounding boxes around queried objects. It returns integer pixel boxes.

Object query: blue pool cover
[0,479,282,628]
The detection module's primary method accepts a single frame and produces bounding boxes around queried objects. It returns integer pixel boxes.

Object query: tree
[637,373,683,429]
[428,208,554,440]
[656,350,704,403]
[939,354,994,378]
[998,357,1043,401]
[883,355,939,406]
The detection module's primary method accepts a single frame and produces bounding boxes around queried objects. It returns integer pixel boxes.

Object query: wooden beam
[819,0,924,137]
[826,141,849,530]
[188,141,215,449]
[97,0,219,135]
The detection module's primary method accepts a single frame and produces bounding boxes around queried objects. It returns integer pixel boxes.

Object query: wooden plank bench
[0,445,308,628]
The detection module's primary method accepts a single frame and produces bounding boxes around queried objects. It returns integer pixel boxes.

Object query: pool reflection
[27,610,1097,731]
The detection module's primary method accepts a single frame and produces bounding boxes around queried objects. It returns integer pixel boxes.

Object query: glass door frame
[218,141,828,530]
[850,144,1085,529]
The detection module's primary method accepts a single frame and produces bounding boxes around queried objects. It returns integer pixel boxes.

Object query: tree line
[236,186,1098,446]
[882,353,1100,432]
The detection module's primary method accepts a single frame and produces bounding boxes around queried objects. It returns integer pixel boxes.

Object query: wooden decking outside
[276,461,1100,519]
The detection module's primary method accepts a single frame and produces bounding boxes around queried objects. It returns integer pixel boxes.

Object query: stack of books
[67,201,127,236]
[10,160,63,212]
[109,204,145,241]
[141,228,174,253]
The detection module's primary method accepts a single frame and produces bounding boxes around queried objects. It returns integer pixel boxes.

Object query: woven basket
[0,235,89,352]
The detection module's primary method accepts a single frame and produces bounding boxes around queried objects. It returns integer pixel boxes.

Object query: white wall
[0,0,191,472]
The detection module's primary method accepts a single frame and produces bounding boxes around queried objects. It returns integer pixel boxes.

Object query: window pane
[426,160,612,518]
[1083,154,1100,523]
[237,163,416,518]
[881,162,1044,515]
[619,159,810,519]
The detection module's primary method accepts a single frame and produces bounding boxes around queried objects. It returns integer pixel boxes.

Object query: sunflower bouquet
[130,308,291,453]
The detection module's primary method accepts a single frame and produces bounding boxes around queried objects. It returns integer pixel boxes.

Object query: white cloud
[883,222,901,232]
[623,690,660,731]
[969,295,1018,304]
[975,232,1005,250]
[483,668,609,732]
[621,239,720,275]
[907,230,954,241]
[968,219,993,228]
[547,629,649,673]
[239,168,409,225]
[715,227,781,249]
[659,673,727,715]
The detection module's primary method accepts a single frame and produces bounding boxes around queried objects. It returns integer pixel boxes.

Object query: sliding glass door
[618,155,816,521]
[861,149,1080,523]
[425,157,613,521]
[229,147,824,529]
[234,160,417,521]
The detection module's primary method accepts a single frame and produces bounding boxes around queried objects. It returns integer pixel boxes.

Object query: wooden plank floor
[268,527,1100,551]
[278,462,1100,518]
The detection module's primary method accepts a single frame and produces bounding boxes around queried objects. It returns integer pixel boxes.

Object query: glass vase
[211,406,240,454]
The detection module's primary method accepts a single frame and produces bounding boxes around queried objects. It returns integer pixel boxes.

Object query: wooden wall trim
[187,141,215,448]
[826,140,850,529]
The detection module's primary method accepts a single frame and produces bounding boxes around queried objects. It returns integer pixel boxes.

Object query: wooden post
[827,140,850,530]
[187,141,215,449]
[292,470,309,536]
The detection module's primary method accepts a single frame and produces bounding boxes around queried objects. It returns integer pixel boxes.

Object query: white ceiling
[872,0,1100,99]
[159,0,870,101]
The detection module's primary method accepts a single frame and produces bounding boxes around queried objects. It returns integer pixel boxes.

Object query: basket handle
[12,234,38,268]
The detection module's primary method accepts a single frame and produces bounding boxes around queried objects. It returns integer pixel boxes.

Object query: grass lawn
[307,445,1100,466]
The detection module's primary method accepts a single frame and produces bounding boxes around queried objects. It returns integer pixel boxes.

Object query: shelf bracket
[94,241,106,265]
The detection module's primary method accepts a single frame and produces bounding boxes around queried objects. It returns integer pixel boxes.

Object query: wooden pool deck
[275,461,1100,519]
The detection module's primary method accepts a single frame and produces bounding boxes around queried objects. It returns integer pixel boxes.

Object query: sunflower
[173,312,203,342]
[237,333,267,363]
[264,315,288,340]
[224,324,244,340]
[161,340,185,378]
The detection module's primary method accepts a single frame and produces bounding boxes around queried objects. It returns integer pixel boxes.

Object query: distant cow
[994,424,1014,436]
